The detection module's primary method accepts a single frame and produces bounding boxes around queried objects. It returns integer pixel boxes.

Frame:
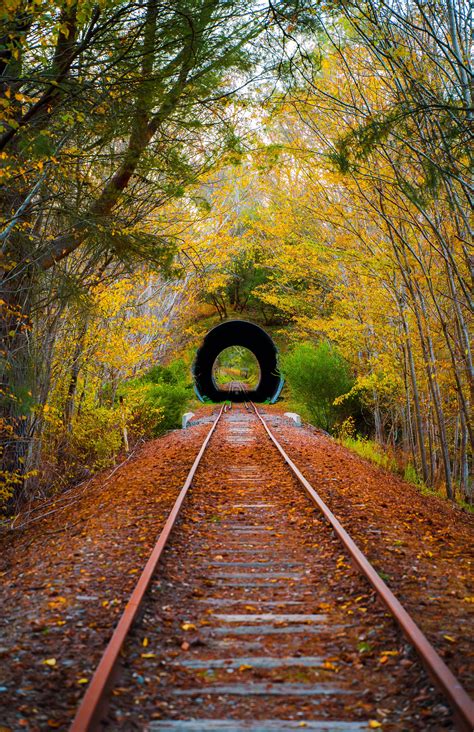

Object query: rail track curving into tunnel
[70,406,474,732]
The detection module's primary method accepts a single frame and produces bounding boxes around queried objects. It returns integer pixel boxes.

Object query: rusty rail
[70,405,225,732]
[252,403,474,732]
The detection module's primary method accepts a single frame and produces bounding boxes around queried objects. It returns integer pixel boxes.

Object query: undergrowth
[340,434,473,511]
[281,341,354,432]
[341,436,397,471]
[41,359,192,494]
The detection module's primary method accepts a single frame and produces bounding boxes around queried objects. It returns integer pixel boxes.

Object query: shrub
[282,341,354,432]
[120,358,192,435]
[70,405,123,471]
[121,383,165,438]
[37,359,192,496]
[338,416,356,440]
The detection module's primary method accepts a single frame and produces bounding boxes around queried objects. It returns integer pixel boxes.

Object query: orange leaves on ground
[47,596,67,609]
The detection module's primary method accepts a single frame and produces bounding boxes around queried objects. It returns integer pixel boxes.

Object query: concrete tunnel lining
[193,320,283,403]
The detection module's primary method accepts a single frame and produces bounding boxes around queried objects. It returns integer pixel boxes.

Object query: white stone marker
[284,412,302,427]
[182,412,195,429]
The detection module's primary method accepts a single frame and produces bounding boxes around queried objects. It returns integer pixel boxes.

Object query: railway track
[70,406,474,732]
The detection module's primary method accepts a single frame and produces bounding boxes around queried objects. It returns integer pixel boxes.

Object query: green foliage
[282,341,354,432]
[120,359,192,434]
[225,252,270,311]
[328,111,399,174]
[341,436,396,471]
[121,384,165,439]
[404,462,424,486]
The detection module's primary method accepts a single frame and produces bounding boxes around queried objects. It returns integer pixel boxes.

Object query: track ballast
[71,406,474,732]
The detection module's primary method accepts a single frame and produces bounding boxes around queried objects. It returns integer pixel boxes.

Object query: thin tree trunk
[399,300,429,483]
[63,319,89,432]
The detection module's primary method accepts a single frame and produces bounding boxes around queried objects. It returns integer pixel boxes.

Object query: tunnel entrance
[193,320,283,403]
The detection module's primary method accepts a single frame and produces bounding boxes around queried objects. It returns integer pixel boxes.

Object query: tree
[0,0,289,495]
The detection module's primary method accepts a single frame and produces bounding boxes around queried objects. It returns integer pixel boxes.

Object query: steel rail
[252,403,474,732]
[70,405,225,732]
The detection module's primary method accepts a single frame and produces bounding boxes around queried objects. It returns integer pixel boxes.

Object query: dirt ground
[0,405,472,730]
[260,406,474,693]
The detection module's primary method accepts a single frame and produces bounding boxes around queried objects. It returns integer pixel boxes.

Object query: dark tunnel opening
[193,320,283,403]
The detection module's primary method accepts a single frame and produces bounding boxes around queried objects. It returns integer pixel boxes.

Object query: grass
[456,498,474,514]
[341,436,397,472]
[341,435,473,510]
[403,461,421,485]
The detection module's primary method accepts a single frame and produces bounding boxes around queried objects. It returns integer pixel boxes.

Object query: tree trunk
[63,320,89,432]
[399,303,429,483]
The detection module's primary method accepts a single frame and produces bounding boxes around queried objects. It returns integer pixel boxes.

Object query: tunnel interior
[193,320,283,403]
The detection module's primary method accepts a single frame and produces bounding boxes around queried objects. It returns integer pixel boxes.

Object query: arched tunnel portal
[193,320,283,403]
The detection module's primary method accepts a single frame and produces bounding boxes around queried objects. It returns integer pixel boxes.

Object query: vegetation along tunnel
[193,320,283,403]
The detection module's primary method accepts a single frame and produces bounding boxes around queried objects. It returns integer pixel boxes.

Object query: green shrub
[146,359,189,386]
[282,341,354,432]
[121,383,165,438]
[120,359,192,435]
[37,358,192,495]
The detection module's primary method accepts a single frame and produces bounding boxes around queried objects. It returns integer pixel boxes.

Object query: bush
[404,462,425,487]
[41,381,174,492]
[39,359,192,494]
[71,405,123,471]
[120,359,192,435]
[282,341,354,432]
[121,383,165,438]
